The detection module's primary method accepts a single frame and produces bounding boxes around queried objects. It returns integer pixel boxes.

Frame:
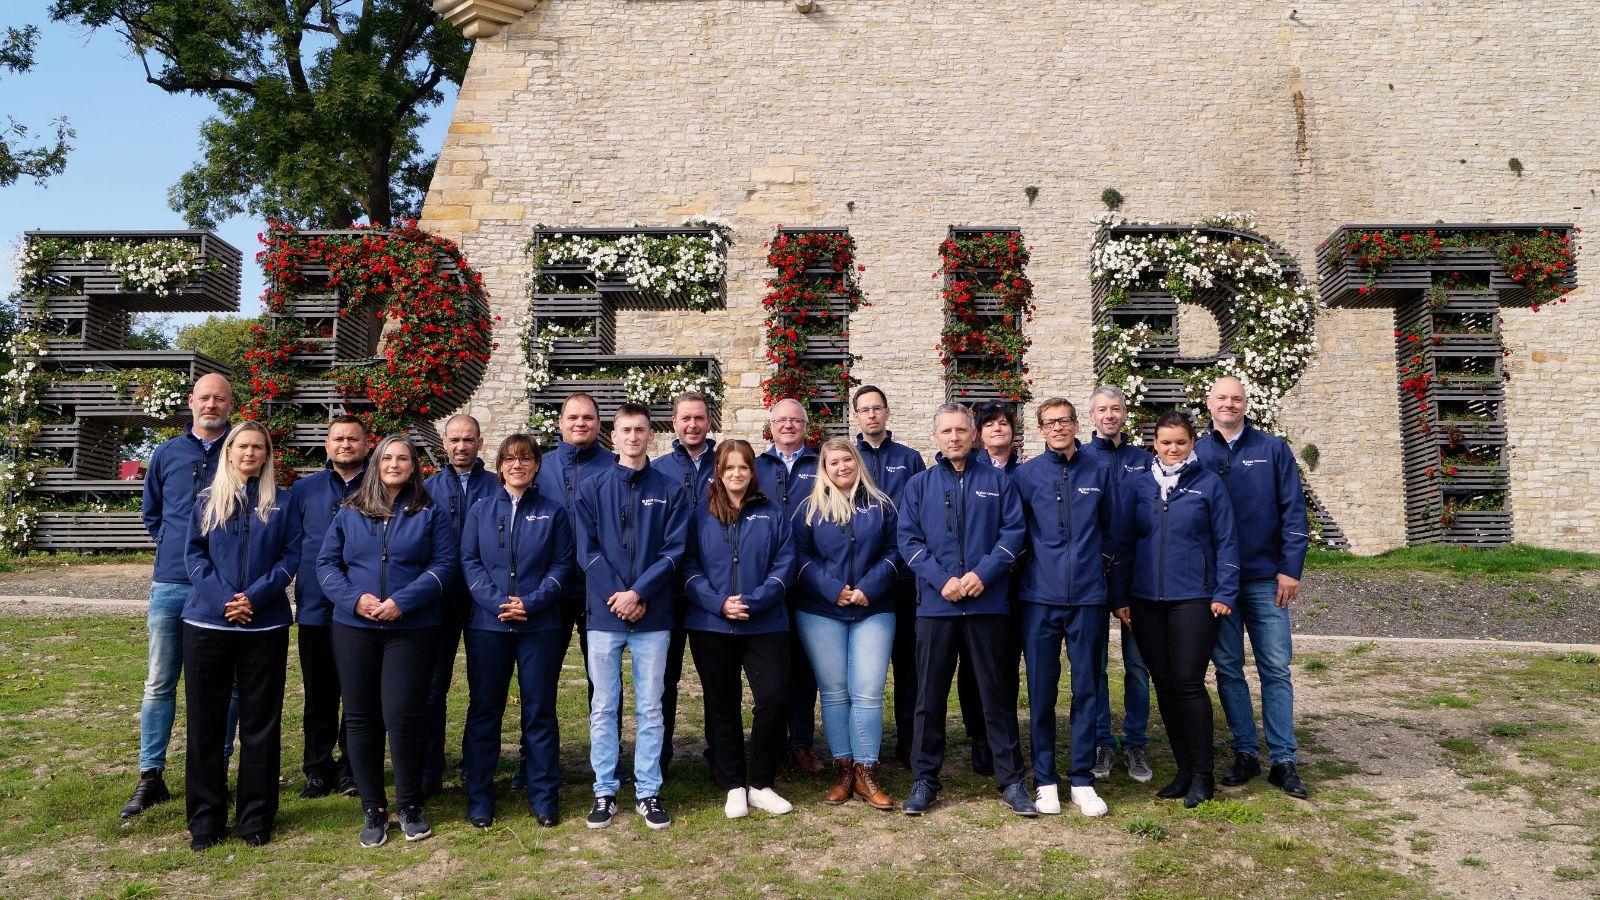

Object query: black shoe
[970,747,994,777]
[902,780,937,816]
[121,769,171,819]
[299,777,331,800]
[534,810,559,828]
[1000,782,1040,817]
[636,796,672,830]
[421,773,444,800]
[1269,761,1309,799]
[1155,769,1193,799]
[190,833,224,852]
[469,815,493,830]
[585,795,617,829]
[1220,752,1261,787]
[1183,772,1216,809]
[337,775,359,798]
[399,805,432,842]
[242,831,271,847]
[359,808,389,847]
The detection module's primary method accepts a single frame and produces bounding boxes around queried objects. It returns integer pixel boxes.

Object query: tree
[175,313,260,399]
[0,25,75,188]
[49,1,471,228]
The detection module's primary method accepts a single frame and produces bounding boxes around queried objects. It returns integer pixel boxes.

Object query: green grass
[1306,544,1600,575]
[0,550,154,574]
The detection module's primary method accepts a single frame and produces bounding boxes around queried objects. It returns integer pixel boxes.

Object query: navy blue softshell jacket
[534,441,617,600]
[1193,421,1310,582]
[1079,433,1151,524]
[1120,460,1241,609]
[683,494,796,635]
[1013,444,1129,608]
[460,486,574,633]
[183,479,301,630]
[425,459,502,610]
[793,493,901,622]
[316,498,458,629]
[288,465,364,625]
[143,426,230,584]
[754,445,819,523]
[896,454,1026,617]
[576,464,690,633]
[855,433,926,502]
[651,439,717,512]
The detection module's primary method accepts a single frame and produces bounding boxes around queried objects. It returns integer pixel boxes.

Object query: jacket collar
[557,440,604,464]
[855,430,896,451]
[1090,432,1130,453]
[672,438,716,463]
[764,443,817,463]
[978,448,1017,472]
[613,461,651,484]
[1206,418,1255,448]
[1043,440,1085,465]
[187,422,231,455]
[934,452,977,474]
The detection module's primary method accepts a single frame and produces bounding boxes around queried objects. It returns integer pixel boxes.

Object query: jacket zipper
[237,500,250,623]
[379,518,390,617]
[955,470,967,572]
[1158,487,1169,601]
[507,498,520,630]
[728,516,742,633]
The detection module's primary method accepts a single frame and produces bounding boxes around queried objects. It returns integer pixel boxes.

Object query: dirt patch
[1295,571,1600,643]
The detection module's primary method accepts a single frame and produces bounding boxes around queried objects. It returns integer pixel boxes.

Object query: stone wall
[419,0,1600,553]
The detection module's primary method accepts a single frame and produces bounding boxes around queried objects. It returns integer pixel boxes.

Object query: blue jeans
[1211,578,1298,764]
[1094,619,1150,750]
[586,628,670,800]
[141,582,237,770]
[794,610,895,765]
[1019,602,1107,787]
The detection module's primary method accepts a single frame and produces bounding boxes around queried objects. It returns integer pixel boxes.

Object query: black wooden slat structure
[943,226,1031,421]
[766,228,858,437]
[1317,223,1577,547]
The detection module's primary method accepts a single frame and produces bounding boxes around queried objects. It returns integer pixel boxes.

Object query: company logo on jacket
[974,490,1000,499]
[640,497,667,506]
[1178,487,1205,496]
[1240,458,1269,467]
[745,513,772,521]
[525,513,550,522]
[1076,486,1101,495]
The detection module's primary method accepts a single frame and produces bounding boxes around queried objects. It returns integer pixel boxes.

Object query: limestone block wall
[420,0,1600,553]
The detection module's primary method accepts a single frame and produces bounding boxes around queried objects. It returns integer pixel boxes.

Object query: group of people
[120,369,1310,851]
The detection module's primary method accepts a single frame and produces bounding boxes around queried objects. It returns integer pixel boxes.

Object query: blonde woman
[792,438,901,809]
[180,419,301,850]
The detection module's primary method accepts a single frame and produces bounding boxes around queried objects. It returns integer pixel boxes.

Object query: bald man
[124,373,237,818]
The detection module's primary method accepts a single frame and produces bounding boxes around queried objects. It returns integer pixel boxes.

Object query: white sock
[1034,783,1061,814]
[724,787,748,819]
[1070,785,1109,818]
[746,787,793,815]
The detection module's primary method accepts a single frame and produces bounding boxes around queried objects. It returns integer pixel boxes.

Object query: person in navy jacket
[180,420,299,851]
[421,414,500,798]
[1197,376,1312,799]
[1120,411,1240,809]
[649,391,718,778]
[685,440,798,819]
[1013,398,1127,819]
[123,373,234,820]
[1080,386,1155,785]
[458,433,574,829]
[288,413,368,800]
[576,404,690,831]
[754,398,825,776]
[851,385,926,765]
[897,403,1035,818]
[792,437,901,810]
[317,435,457,848]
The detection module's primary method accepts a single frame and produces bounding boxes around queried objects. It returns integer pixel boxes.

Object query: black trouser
[297,623,351,783]
[911,615,1025,791]
[690,629,790,791]
[183,624,288,839]
[890,579,919,753]
[785,615,817,752]
[332,623,436,811]
[659,618,689,774]
[422,599,468,781]
[1129,599,1220,776]
[955,584,1021,771]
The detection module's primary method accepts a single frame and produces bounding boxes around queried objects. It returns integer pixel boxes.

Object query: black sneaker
[337,775,359,798]
[636,796,672,830]
[399,805,432,842]
[1091,745,1115,779]
[190,833,224,852]
[121,769,171,819]
[298,777,331,800]
[358,808,388,848]
[1268,761,1309,799]
[586,795,617,829]
[1221,752,1261,787]
[242,831,271,847]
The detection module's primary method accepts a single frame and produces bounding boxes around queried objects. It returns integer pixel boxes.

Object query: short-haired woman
[973,401,1019,474]
[181,420,300,851]
[1121,411,1239,808]
[792,437,900,809]
[459,434,574,829]
[684,439,797,818]
[317,435,457,847]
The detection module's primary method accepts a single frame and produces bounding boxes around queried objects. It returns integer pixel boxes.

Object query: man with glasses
[851,385,925,764]
[1013,398,1126,817]
[754,398,824,775]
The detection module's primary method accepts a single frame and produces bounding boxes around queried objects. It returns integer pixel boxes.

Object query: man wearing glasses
[1011,398,1127,817]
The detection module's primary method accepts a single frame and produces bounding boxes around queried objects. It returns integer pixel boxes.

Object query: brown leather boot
[853,762,894,810]
[790,747,826,775]
[824,757,854,804]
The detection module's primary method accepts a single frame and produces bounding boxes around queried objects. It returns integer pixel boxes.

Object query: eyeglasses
[1040,417,1078,430]
[502,457,537,465]
[771,417,806,426]
[855,405,887,415]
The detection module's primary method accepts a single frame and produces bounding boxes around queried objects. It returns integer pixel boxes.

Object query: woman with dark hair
[459,434,574,829]
[181,420,300,850]
[1120,411,1240,808]
[684,439,797,819]
[973,401,1020,473]
[792,437,900,809]
[317,434,458,847]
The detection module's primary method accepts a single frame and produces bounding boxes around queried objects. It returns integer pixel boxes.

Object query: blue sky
[0,2,457,323]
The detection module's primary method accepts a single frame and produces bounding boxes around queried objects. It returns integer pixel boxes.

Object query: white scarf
[1151,451,1199,500]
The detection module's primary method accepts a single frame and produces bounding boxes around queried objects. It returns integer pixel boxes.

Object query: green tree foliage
[0,25,75,187]
[176,313,259,397]
[49,1,471,228]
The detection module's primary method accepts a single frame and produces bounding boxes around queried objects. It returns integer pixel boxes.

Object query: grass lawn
[3,615,1598,898]
[1306,543,1600,576]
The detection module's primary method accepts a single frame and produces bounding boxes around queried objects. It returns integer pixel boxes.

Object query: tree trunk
[365,143,393,226]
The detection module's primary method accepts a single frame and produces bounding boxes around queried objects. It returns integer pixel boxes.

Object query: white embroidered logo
[745,514,771,521]
[886,465,907,473]
[640,498,667,506]
[1178,487,1205,497]
[974,490,1000,499]
[525,514,549,522]
[1241,458,1269,467]
[1077,486,1101,495]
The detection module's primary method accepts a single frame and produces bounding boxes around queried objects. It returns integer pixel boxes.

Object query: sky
[0,2,457,325]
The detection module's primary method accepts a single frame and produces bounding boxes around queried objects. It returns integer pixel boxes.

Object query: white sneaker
[724,787,749,819]
[1034,783,1061,815]
[746,787,793,815]
[1071,785,1109,818]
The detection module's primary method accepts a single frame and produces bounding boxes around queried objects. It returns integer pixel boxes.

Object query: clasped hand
[721,594,750,621]
[224,592,253,624]
[356,592,401,622]
[939,571,985,603]
[498,595,527,623]
[608,589,645,623]
[833,586,869,607]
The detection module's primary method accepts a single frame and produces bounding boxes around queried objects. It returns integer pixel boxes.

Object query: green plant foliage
[0,25,74,188]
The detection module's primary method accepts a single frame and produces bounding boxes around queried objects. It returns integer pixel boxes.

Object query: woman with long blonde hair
[180,419,301,850]
[792,437,901,809]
